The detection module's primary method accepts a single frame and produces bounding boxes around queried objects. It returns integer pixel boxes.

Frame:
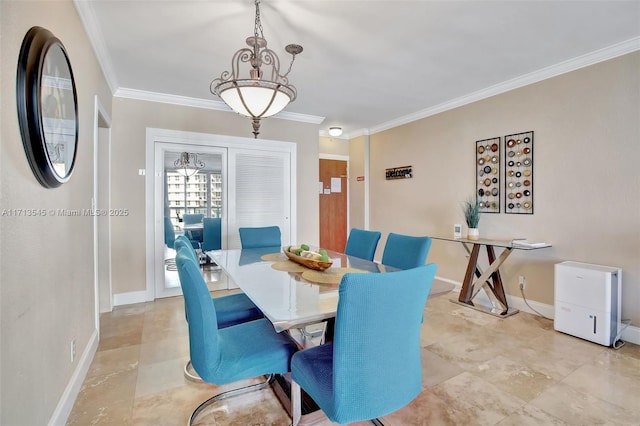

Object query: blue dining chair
[164,217,177,270]
[344,228,382,261]
[200,217,222,267]
[174,235,263,381]
[164,216,176,248]
[200,217,222,251]
[175,248,298,425]
[290,264,437,425]
[238,226,281,248]
[381,232,432,270]
[183,213,204,245]
[174,235,262,327]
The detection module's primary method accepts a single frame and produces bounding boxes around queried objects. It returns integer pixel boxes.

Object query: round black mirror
[17,26,78,188]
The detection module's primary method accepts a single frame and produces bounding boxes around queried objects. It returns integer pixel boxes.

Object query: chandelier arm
[259,48,284,84]
[210,48,255,93]
[174,152,205,178]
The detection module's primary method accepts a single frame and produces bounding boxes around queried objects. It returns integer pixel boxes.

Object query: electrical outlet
[70,339,76,363]
[519,276,525,289]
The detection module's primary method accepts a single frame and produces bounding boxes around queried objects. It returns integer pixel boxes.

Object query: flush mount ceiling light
[210,0,303,139]
[174,152,205,180]
[328,127,343,137]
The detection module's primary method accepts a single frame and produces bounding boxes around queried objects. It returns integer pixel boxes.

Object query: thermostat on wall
[453,224,462,238]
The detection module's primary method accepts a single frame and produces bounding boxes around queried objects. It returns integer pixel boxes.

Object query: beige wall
[0,1,113,424]
[368,52,640,326]
[110,98,320,294]
[319,135,349,157]
[348,135,368,230]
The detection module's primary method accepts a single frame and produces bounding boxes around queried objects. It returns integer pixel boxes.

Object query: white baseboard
[48,328,99,426]
[113,289,153,306]
[620,322,640,345]
[440,276,639,346]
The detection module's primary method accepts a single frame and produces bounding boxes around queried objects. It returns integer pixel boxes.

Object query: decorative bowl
[283,250,333,271]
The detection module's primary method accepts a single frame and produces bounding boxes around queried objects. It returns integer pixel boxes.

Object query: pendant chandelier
[174,152,205,180]
[210,0,303,138]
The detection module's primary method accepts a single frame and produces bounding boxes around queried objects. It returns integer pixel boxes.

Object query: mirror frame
[16,26,79,188]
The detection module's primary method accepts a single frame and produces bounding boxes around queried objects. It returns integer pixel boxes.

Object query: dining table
[207,246,399,424]
[208,246,397,333]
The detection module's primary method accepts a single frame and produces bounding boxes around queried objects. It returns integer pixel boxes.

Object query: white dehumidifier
[554,261,621,347]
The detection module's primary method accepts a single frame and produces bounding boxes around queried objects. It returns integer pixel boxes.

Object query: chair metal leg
[288,379,383,426]
[189,374,275,426]
[299,322,327,347]
[291,380,301,426]
[183,360,203,383]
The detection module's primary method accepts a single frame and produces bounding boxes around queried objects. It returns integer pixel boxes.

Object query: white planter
[467,228,480,240]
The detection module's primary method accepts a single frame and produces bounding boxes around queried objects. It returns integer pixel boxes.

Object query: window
[165,171,222,226]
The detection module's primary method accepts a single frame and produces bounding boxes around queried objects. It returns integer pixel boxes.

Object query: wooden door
[319,159,347,252]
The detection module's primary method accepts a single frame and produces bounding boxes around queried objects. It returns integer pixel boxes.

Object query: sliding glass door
[151,133,295,300]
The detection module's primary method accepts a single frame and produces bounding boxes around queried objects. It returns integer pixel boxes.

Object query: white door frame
[92,95,112,329]
[145,128,297,300]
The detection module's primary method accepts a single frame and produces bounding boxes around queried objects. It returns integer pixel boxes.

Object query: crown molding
[74,0,119,94]
[369,37,640,136]
[114,87,325,124]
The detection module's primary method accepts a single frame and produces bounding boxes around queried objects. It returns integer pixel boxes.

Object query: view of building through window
[166,171,222,227]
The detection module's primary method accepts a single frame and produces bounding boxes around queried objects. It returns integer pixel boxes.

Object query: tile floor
[67,286,640,425]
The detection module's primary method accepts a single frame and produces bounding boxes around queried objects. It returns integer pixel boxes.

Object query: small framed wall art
[475,136,500,213]
[504,131,534,214]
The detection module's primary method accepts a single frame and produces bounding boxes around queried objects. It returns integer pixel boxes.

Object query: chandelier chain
[282,53,296,78]
[254,0,264,39]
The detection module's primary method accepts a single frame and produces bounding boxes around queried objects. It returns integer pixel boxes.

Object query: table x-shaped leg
[453,243,518,317]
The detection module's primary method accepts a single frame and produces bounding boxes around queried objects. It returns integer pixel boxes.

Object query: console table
[431,236,551,317]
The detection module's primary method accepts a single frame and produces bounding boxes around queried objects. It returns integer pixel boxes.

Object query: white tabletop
[208,247,395,332]
[181,223,203,231]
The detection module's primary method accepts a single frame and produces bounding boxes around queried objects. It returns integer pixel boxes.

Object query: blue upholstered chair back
[175,248,220,382]
[381,233,432,270]
[344,228,381,261]
[174,235,199,264]
[332,264,437,421]
[238,226,281,249]
[201,218,222,251]
[183,213,204,225]
[164,217,176,248]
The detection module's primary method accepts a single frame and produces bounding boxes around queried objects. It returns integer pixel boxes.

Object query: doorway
[146,129,298,301]
[162,149,228,294]
[93,97,112,325]
[319,158,348,252]
[155,144,227,299]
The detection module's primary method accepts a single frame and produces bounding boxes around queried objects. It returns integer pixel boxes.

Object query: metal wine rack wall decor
[475,137,501,213]
[504,131,534,214]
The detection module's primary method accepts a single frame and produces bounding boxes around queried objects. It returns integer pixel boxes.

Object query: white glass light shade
[328,127,343,137]
[219,84,292,118]
[175,167,198,177]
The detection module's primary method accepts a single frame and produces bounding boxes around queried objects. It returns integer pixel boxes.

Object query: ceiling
[76,1,640,139]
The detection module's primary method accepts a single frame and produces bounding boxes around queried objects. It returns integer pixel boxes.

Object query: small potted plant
[462,197,480,240]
